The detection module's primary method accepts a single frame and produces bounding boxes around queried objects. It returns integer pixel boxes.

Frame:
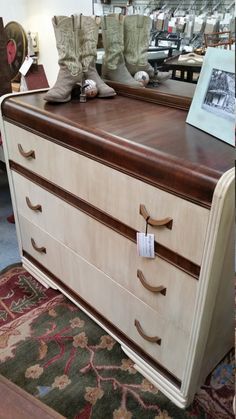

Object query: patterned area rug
[0,265,234,419]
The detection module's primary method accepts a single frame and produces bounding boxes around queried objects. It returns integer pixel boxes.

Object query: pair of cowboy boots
[44,15,115,103]
[101,14,171,86]
[44,14,170,103]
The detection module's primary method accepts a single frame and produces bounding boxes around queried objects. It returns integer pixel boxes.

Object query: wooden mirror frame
[106,79,196,111]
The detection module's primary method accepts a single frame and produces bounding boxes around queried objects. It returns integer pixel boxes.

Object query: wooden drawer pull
[140,204,173,230]
[18,144,35,159]
[134,319,161,345]
[31,238,46,254]
[26,197,42,212]
[137,270,166,295]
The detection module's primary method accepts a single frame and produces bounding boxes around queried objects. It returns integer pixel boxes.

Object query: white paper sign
[93,4,104,16]
[137,233,155,259]
[19,56,34,76]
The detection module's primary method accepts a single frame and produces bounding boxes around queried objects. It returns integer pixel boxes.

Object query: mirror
[93,0,234,106]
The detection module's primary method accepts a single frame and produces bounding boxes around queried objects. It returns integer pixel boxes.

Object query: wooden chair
[204,31,234,50]
[0,17,12,96]
[0,17,12,167]
[0,17,14,222]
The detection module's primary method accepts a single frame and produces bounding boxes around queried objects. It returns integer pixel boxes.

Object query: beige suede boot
[76,15,116,98]
[44,16,82,103]
[101,14,142,87]
[124,15,171,83]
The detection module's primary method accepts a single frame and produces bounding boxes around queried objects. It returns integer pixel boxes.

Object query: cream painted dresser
[0,89,234,408]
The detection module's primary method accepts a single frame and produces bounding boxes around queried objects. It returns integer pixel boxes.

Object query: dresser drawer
[7,122,209,264]
[14,173,197,333]
[19,215,190,380]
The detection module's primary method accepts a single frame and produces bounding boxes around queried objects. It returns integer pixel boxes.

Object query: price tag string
[145,216,150,236]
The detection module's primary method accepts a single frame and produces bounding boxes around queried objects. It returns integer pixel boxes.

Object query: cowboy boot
[101,14,142,87]
[76,14,116,98]
[124,15,171,83]
[44,16,82,102]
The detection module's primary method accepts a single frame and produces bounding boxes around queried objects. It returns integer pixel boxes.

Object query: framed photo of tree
[186,47,235,146]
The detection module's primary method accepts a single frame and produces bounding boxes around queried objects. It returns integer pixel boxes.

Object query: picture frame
[186,47,235,146]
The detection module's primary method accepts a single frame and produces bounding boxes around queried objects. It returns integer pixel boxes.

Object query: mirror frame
[106,80,196,110]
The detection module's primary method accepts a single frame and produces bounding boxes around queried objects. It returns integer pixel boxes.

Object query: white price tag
[222,13,231,24]
[159,40,169,47]
[137,233,155,259]
[94,4,104,15]
[19,56,34,76]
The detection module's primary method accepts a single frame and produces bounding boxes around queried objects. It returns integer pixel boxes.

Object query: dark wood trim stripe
[11,161,200,279]
[23,250,182,389]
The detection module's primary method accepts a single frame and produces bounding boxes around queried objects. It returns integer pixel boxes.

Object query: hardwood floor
[0,374,65,419]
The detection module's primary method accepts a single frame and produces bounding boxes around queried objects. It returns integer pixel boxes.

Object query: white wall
[0,0,28,26]
[26,0,93,85]
[1,0,93,86]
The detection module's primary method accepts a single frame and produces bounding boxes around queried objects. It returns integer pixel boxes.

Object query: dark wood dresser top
[1,91,234,208]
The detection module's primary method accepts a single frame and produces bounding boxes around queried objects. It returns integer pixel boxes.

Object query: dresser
[0,89,234,408]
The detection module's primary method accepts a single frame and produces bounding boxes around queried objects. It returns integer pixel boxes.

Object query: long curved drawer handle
[134,319,161,345]
[137,270,166,295]
[140,204,173,230]
[18,144,35,159]
[26,197,42,212]
[31,238,46,254]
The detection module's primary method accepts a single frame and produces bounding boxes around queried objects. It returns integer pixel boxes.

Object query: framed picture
[186,48,235,146]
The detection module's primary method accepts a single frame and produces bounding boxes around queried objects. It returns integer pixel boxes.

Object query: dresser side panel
[197,222,234,385]
[181,169,235,402]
